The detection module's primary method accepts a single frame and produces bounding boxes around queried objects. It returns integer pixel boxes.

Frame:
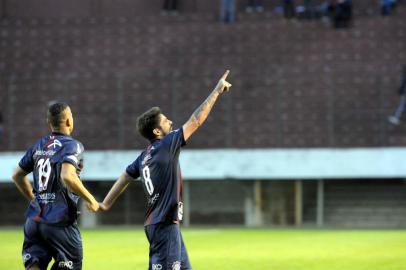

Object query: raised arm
[61,163,99,212]
[99,171,134,211]
[12,166,35,201]
[183,70,232,141]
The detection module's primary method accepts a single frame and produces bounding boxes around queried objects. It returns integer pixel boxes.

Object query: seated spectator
[162,0,179,15]
[246,0,264,13]
[301,0,322,19]
[283,0,296,19]
[381,0,397,16]
[328,0,352,29]
[388,65,406,125]
[220,0,236,23]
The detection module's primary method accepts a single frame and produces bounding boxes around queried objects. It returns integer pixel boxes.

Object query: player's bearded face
[159,114,173,136]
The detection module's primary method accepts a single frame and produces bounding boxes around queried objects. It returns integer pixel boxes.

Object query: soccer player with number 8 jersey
[99,70,232,270]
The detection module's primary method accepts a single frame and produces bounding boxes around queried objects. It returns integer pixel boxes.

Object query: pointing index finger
[221,70,230,80]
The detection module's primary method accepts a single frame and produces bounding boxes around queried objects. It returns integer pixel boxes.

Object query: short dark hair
[47,101,69,128]
[137,107,162,141]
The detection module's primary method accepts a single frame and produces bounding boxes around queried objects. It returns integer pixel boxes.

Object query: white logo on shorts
[152,264,162,270]
[22,253,31,263]
[172,261,181,270]
[58,260,74,270]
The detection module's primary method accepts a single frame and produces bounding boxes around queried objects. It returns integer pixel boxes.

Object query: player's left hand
[86,200,100,213]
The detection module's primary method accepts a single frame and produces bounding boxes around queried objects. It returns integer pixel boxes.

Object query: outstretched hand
[86,200,100,213]
[98,202,110,212]
[215,70,232,94]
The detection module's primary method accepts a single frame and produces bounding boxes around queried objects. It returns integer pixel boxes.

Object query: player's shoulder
[161,128,185,150]
[27,134,53,152]
[64,136,83,147]
[61,136,84,154]
[32,136,47,148]
[171,128,182,135]
[21,137,44,158]
[138,148,149,163]
[163,128,182,142]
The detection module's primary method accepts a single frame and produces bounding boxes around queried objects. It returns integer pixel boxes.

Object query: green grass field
[1,228,405,270]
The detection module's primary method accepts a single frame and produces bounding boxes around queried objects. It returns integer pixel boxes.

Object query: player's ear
[152,128,161,137]
[65,116,72,128]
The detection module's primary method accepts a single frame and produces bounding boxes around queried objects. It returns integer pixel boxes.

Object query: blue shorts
[22,218,83,270]
[145,223,192,270]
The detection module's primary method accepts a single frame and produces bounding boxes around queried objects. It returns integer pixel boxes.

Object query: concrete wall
[2,180,406,228]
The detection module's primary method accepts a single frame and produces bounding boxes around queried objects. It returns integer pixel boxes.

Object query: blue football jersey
[126,128,186,226]
[19,132,84,225]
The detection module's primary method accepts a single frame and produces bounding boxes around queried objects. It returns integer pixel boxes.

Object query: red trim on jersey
[145,209,154,225]
[32,203,46,222]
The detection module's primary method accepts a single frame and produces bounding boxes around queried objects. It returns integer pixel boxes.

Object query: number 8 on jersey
[142,166,154,195]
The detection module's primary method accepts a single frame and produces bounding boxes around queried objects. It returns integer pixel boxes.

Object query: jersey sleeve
[126,156,141,179]
[61,141,84,170]
[18,146,35,173]
[163,128,186,155]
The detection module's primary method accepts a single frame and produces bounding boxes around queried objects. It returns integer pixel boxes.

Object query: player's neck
[51,127,71,136]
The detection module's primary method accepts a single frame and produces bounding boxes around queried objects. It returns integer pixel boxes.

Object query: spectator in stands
[296,0,316,19]
[283,0,296,19]
[220,0,236,23]
[162,0,179,15]
[327,0,352,28]
[388,65,406,125]
[325,0,336,20]
[380,0,397,16]
[301,0,320,19]
[246,0,264,13]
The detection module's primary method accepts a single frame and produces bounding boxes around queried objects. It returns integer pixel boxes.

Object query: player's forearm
[12,168,34,201]
[183,70,231,141]
[183,88,221,141]
[102,173,131,209]
[13,176,34,201]
[62,172,97,205]
[191,88,220,127]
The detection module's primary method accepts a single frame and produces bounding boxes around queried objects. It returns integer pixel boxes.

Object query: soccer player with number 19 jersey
[99,71,232,270]
[12,102,99,270]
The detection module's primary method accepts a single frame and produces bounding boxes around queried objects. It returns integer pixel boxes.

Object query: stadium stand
[0,2,405,150]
